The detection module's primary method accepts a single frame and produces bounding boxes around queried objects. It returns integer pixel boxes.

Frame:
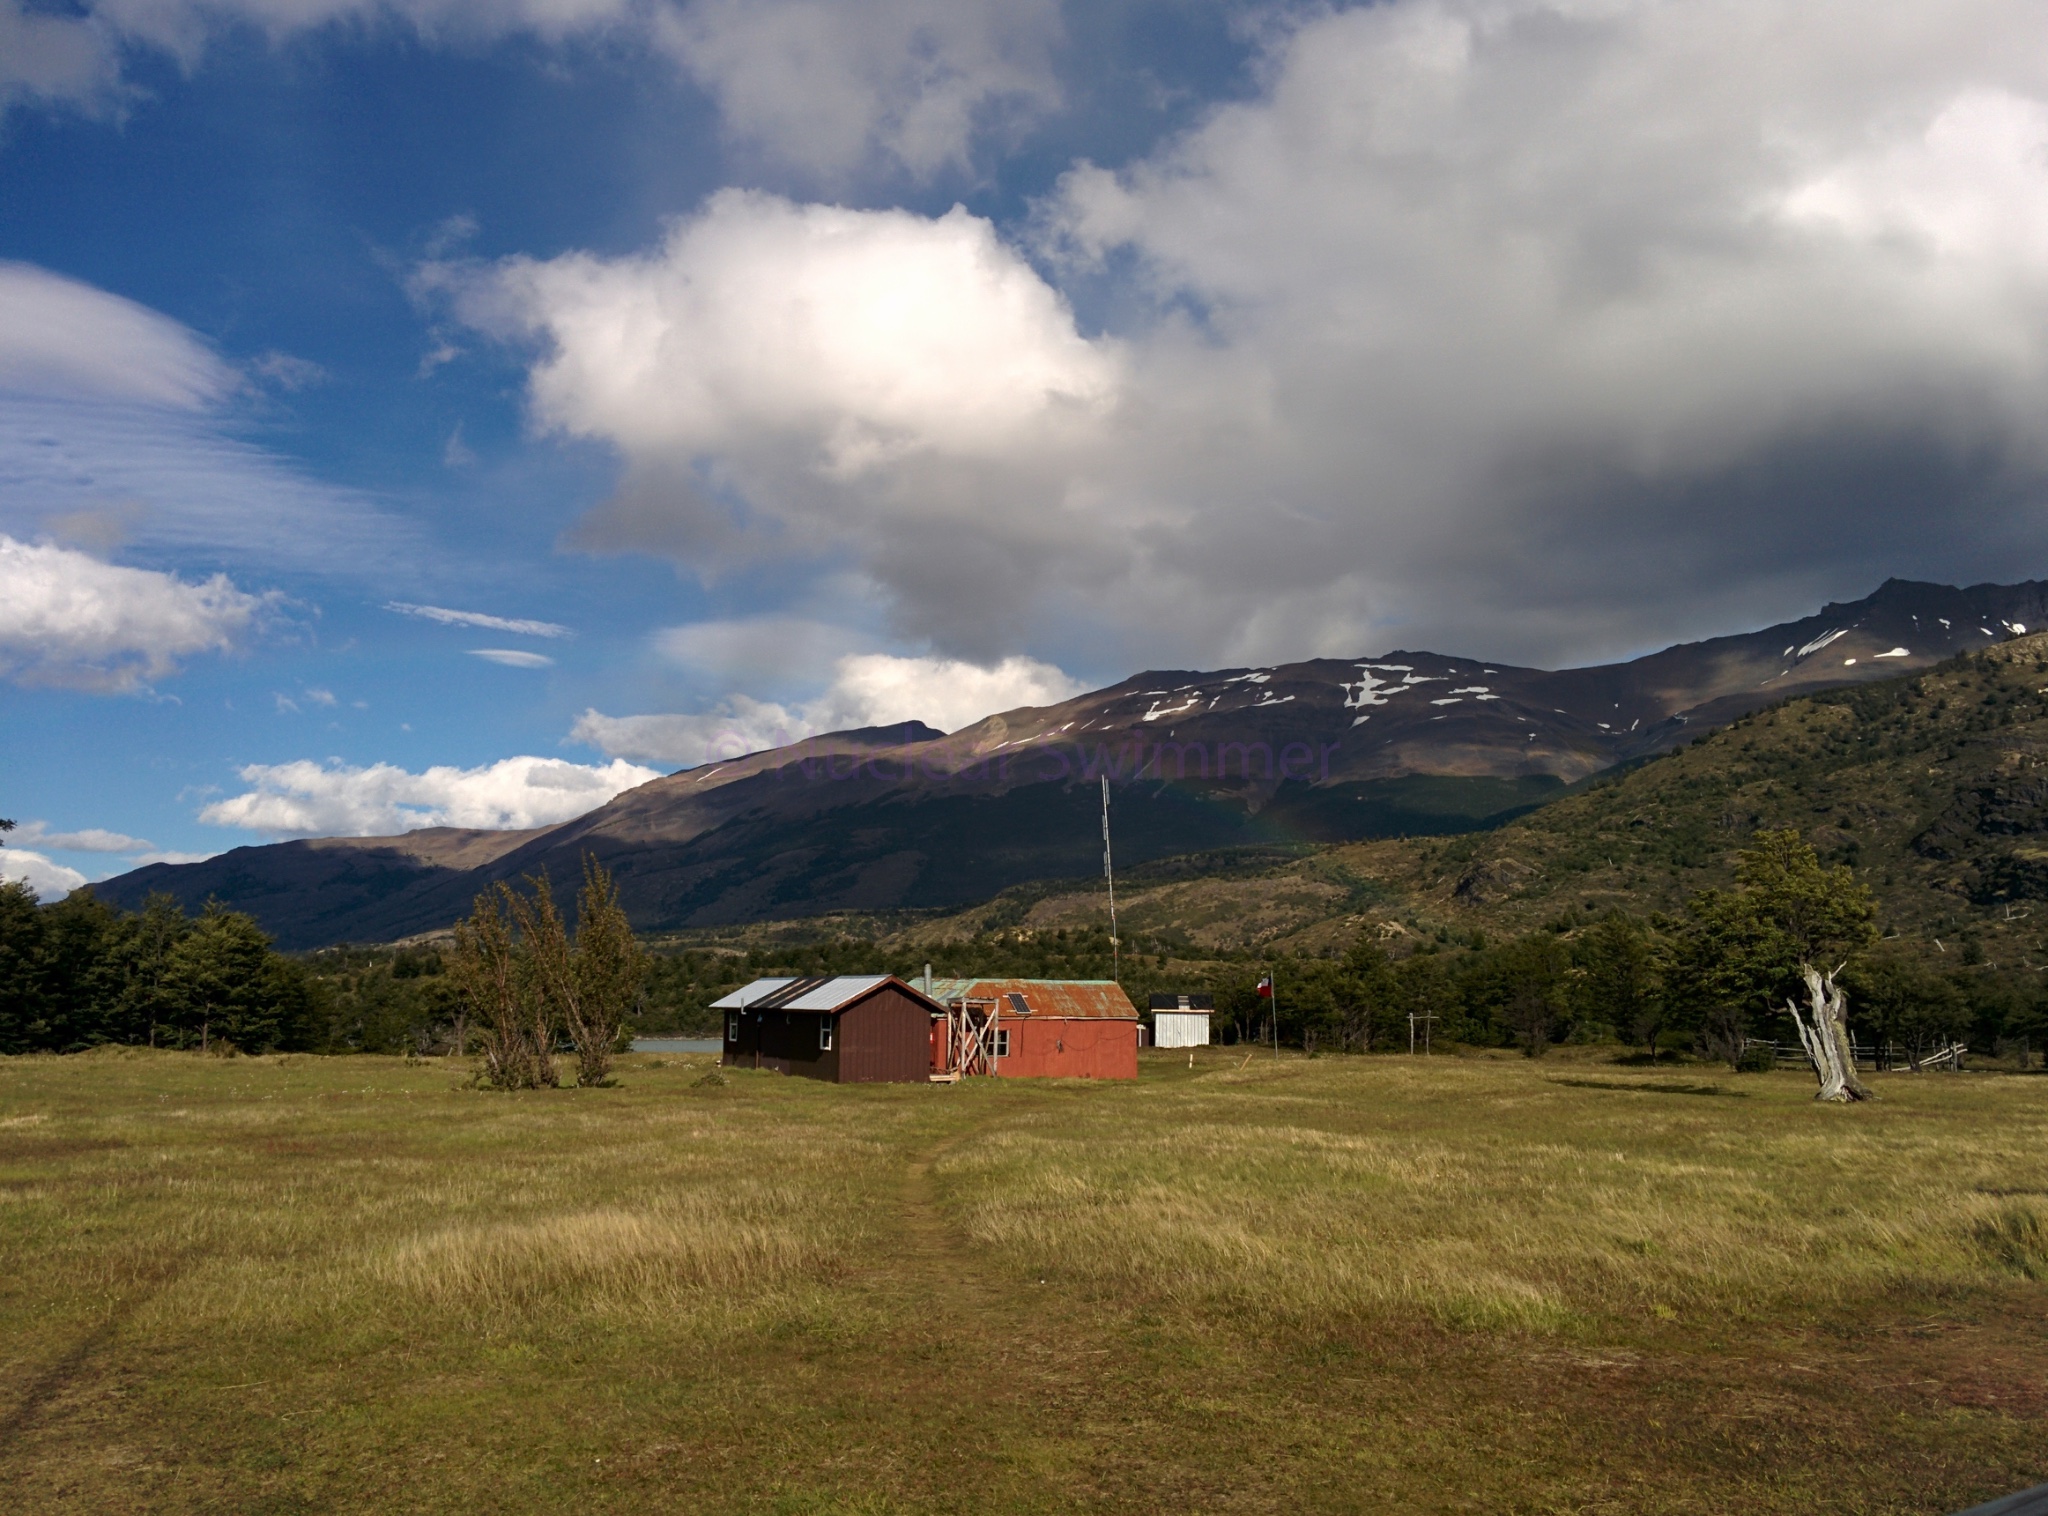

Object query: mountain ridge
[95,578,2048,948]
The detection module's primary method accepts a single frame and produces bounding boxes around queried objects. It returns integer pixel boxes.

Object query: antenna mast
[1101,774,1120,984]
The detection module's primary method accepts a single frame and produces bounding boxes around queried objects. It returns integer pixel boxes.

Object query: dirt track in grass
[2,1046,2046,1513]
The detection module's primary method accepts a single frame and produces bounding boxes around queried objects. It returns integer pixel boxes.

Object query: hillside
[96,578,2048,948]
[888,633,2048,961]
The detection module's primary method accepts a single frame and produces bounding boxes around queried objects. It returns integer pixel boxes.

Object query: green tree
[1844,952,1970,1069]
[163,902,296,1052]
[451,885,557,1090]
[1503,934,1570,1056]
[1576,912,1667,1057]
[105,893,191,1046]
[0,878,48,1054]
[512,856,646,1087]
[1338,934,1400,1051]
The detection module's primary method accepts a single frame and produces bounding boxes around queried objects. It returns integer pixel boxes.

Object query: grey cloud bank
[435,0,2048,681]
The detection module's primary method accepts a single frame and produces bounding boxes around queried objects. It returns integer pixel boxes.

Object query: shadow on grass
[1546,1077,1747,1098]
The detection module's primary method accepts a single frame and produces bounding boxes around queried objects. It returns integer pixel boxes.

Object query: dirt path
[787,1098,1139,1508]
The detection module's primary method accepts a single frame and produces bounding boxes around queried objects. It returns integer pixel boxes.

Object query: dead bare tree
[449,887,557,1090]
[1786,964,1872,1103]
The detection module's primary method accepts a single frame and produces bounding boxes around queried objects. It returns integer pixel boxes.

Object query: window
[819,1019,834,1051]
[993,1028,1010,1058]
[726,1014,739,1041]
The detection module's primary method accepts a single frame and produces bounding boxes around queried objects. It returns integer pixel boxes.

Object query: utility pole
[1101,774,1120,985]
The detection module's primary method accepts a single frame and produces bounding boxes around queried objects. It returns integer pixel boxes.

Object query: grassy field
[3,1048,2046,1514]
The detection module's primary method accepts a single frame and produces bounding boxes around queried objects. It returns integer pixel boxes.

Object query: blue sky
[5,0,2048,896]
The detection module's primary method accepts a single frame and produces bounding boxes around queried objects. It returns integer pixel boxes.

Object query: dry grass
[942,1057,2048,1333]
[2,1045,2046,1514]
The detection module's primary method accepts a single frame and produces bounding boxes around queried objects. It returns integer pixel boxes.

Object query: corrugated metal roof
[1149,993,1215,1011]
[710,978,797,1008]
[711,974,932,1012]
[781,974,893,1010]
[925,978,1139,1020]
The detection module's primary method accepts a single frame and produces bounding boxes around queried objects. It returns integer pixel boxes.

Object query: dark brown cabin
[713,975,942,1083]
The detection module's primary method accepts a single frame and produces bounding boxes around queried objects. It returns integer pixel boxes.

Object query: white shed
[1150,993,1212,1048]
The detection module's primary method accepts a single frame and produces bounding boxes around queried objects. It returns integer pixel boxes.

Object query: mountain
[94,578,2048,949]
[868,627,2048,961]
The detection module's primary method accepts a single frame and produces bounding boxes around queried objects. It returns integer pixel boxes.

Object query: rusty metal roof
[925,979,1139,1020]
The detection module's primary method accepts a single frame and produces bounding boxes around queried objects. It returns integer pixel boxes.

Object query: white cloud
[0,261,232,407]
[7,0,1055,182]
[467,647,555,667]
[4,822,216,878]
[570,696,809,768]
[0,0,122,129]
[387,601,572,637]
[119,850,218,867]
[653,614,870,684]
[655,0,1063,180]
[0,535,274,692]
[199,755,661,837]
[442,189,1121,655]
[0,266,416,577]
[11,822,153,852]
[0,847,86,901]
[571,649,1084,765]
[817,651,1083,730]
[459,189,1117,471]
[249,350,328,391]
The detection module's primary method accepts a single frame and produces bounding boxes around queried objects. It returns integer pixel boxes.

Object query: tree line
[5,830,2039,1071]
[1220,831,2038,1072]
[0,884,319,1054]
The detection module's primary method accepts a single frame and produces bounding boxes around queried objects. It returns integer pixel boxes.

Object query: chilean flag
[1256,974,1273,999]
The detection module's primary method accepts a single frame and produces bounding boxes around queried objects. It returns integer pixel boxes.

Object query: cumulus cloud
[0,847,86,901]
[444,0,2048,671]
[441,188,1120,657]
[387,601,572,637]
[199,755,661,837]
[0,535,275,692]
[571,648,1085,765]
[455,189,1116,470]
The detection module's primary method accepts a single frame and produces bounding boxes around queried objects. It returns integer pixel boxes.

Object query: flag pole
[1257,968,1279,1059]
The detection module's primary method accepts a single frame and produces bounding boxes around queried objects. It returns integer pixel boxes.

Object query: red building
[925,978,1139,1080]
[714,975,943,1083]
